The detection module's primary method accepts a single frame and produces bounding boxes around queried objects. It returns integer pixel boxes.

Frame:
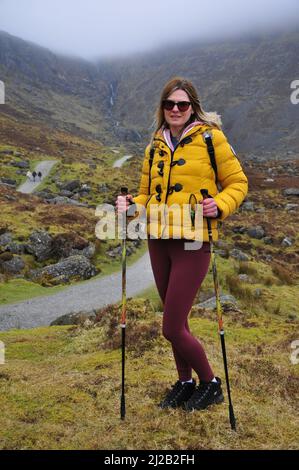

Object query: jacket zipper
[160,130,202,239]
[164,135,192,205]
[165,148,175,205]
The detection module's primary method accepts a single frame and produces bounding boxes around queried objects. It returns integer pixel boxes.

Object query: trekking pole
[118,186,128,420]
[200,189,237,431]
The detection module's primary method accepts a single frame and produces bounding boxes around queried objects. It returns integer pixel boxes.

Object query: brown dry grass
[0,299,298,450]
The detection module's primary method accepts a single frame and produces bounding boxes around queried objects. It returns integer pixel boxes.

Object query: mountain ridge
[0,28,298,156]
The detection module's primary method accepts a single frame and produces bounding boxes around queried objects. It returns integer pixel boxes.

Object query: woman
[116,77,248,411]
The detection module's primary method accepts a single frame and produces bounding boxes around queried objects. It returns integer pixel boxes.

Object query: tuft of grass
[135,284,163,312]
[237,262,258,277]
[272,263,295,285]
[0,278,68,305]
[262,275,275,287]
[225,273,256,305]
[272,303,281,315]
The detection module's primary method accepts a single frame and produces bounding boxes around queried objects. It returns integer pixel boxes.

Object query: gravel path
[112,155,132,168]
[0,154,156,331]
[17,160,58,194]
[0,251,155,331]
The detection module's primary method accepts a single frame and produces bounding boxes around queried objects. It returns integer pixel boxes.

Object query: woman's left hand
[201,197,219,218]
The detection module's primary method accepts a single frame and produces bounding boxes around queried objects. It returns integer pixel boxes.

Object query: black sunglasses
[162,100,191,112]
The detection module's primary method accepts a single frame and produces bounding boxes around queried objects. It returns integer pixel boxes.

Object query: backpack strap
[203,131,218,183]
[202,131,223,221]
[148,145,155,194]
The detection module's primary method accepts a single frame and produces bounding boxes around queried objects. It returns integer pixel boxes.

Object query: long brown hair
[152,77,222,138]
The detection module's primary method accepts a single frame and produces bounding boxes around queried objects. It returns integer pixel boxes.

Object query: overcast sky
[0,0,298,60]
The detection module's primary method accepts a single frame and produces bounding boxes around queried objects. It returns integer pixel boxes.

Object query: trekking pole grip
[200,188,209,200]
[200,188,212,235]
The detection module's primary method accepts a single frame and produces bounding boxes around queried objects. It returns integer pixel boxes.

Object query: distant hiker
[32,170,37,182]
[26,170,32,181]
[115,77,248,412]
[38,171,42,180]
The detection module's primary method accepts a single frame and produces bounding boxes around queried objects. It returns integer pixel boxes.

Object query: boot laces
[166,381,183,401]
[190,382,213,405]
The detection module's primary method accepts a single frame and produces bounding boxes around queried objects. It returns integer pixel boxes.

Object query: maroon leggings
[147,238,214,382]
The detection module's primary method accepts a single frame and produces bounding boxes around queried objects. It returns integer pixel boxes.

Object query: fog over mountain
[0,26,298,157]
[0,0,298,59]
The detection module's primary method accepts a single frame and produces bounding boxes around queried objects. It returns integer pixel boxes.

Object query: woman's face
[163,89,194,131]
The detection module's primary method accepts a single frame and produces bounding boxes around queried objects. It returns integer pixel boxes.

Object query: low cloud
[0,0,298,59]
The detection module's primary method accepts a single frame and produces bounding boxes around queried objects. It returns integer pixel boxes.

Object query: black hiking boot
[159,379,196,409]
[183,377,224,411]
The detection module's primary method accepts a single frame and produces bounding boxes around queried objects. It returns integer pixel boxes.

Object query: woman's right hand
[115,193,134,213]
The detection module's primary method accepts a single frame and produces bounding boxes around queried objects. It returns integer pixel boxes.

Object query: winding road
[17,160,58,194]
[112,155,133,168]
[0,154,155,331]
[0,252,154,331]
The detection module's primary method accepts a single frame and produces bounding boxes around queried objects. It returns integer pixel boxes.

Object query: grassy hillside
[0,176,298,448]
[1,24,298,451]
[0,118,145,298]
[0,294,298,450]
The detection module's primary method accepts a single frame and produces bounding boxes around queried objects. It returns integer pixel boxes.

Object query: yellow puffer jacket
[133,123,248,241]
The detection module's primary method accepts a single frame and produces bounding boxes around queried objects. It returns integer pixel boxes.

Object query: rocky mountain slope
[0,28,298,155]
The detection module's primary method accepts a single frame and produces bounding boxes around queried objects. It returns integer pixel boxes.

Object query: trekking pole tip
[121,396,126,420]
[229,404,237,431]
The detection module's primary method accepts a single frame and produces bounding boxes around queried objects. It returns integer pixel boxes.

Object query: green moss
[1,326,72,360]
[0,278,67,305]
[135,284,162,311]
